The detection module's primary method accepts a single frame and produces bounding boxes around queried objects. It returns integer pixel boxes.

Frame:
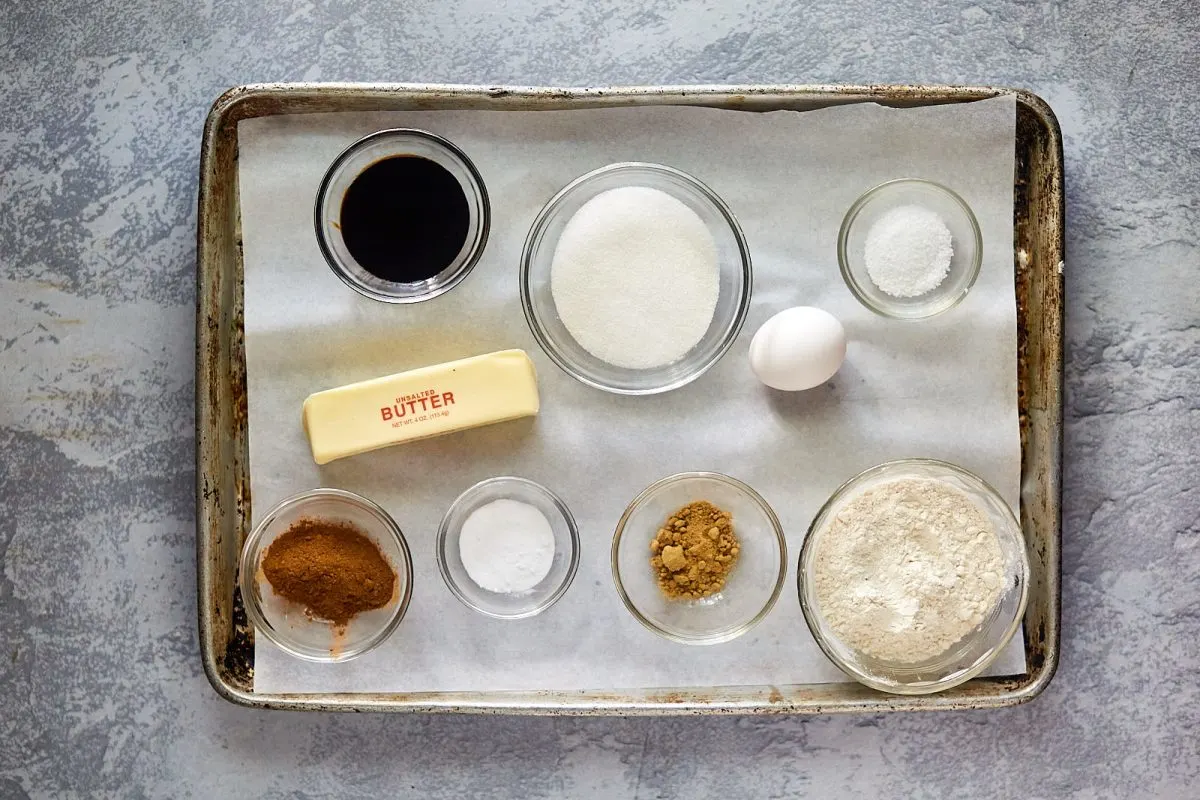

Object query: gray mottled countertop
[1,1,1197,797]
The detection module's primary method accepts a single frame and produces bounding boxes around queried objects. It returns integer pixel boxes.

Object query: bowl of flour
[799,458,1029,695]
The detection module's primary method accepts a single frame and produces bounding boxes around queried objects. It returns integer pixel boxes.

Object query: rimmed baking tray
[196,83,1063,713]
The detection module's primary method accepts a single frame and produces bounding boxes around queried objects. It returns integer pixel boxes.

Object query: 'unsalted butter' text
[381,390,456,421]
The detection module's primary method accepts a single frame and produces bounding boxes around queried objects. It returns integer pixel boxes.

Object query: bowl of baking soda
[799,459,1029,694]
[521,162,752,395]
[437,476,580,619]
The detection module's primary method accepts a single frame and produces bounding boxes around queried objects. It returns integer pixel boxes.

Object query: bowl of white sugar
[837,179,983,320]
[521,162,752,395]
[798,459,1029,695]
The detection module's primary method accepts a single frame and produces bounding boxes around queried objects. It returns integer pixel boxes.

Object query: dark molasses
[340,155,470,283]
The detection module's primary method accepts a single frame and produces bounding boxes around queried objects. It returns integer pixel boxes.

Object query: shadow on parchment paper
[316,416,544,496]
[763,360,863,421]
[759,359,886,480]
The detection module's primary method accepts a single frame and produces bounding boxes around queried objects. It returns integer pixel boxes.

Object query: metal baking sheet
[195,83,1063,714]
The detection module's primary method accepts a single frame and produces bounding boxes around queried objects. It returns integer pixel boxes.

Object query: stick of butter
[302,349,539,465]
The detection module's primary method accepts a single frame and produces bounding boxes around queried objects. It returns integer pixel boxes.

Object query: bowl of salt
[838,178,983,320]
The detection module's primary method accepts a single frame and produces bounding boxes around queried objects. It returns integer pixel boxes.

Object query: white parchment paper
[239,96,1022,693]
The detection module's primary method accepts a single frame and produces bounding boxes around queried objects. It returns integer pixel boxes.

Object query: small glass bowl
[520,162,752,395]
[238,488,414,663]
[314,128,490,303]
[838,179,982,319]
[437,477,580,619]
[799,459,1029,695]
[611,472,787,645]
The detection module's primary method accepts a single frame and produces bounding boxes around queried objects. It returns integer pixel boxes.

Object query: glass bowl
[611,472,787,644]
[314,128,490,303]
[838,179,982,319]
[437,477,580,619]
[798,459,1029,694]
[238,488,414,663]
[520,162,752,395]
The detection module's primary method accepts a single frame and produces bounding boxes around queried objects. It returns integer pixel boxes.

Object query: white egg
[748,307,846,391]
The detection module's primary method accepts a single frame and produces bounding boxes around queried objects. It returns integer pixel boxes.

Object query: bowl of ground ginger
[238,488,413,662]
[611,472,787,644]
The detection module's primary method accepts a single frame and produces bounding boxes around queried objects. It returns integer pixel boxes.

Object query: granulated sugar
[812,477,1005,664]
[550,186,719,369]
[863,205,954,297]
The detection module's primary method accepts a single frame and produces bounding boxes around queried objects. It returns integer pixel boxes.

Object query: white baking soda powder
[459,499,555,594]
[550,186,720,369]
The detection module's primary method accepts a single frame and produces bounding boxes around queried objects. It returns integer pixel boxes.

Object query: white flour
[459,499,555,594]
[812,478,1005,663]
[864,205,954,297]
[550,186,719,369]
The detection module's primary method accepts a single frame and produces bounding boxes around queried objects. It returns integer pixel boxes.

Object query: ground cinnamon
[261,518,395,626]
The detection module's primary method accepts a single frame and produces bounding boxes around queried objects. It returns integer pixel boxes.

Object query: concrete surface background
[1,1,1197,797]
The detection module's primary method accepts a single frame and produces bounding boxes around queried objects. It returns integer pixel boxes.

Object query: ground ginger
[649,501,739,600]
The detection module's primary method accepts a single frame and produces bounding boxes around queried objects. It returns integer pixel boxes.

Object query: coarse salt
[550,186,719,369]
[863,205,954,298]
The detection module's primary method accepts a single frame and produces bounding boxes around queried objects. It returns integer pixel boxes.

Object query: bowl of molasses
[314,128,490,303]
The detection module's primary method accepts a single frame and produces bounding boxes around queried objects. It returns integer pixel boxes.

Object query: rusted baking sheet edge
[196,83,1063,714]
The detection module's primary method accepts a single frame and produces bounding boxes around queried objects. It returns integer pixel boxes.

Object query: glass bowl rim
[436,476,582,620]
[836,178,984,320]
[610,471,788,645]
[519,161,753,395]
[238,487,415,663]
[313,127,492,304]
[797,457,1031,694]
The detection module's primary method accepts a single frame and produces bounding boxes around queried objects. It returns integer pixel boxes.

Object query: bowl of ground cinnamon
[611,472,787,645]
[238,488,413,662]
